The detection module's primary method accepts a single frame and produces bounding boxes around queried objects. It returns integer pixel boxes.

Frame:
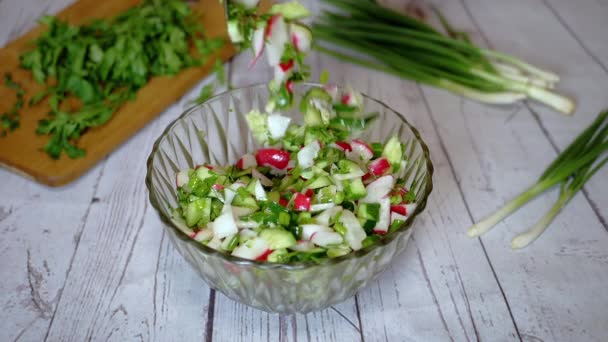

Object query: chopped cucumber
[259,229,297,249]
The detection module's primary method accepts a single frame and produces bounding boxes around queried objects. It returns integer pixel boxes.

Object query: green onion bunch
[313,0,575,115]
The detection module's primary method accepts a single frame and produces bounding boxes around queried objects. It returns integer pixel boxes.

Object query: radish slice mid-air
[289,23,312,53]
[265,15,288,66]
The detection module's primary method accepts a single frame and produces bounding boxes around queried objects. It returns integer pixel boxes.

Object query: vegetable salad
[172,86,417,262]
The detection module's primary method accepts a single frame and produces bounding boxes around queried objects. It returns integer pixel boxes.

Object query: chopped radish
[361,175,394,203]
[212,183,224,191]
[239,229,258,241]
[256,148,291,169]
[232,238,269,260]
[233,0,259,9]
[265,15,288,66]
[249,25,266,68]
[279,197,289,207]
[297,140,321,168]
[294,192,311,211]
[333,141,352,152]
[256,249,273,261]
[254,179,267,201]
[374,198,391,233]
[274,64,292,84]
[368,157,391,176]
[341,88,362,107]
[223,188,237,206]
[212,211,238,239]
[339,210,367,251]
[289,240,315,251]
[348,139,374,161]
[289,23,312,53]
[236,153,257,169]
[301,224,331,240]
[176,170,189,187]
[310,202,335,212]
[267,114,291,139]
[390,204,407,216]
[315,206,343,226]
[305,189,314,197]
[285,80,294,94]
[251,168,273,187]
[324,84,339,101]
[190,229,213,242]
[311,231,343,247]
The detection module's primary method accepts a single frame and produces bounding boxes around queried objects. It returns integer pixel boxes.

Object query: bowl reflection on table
[145,83,433,313]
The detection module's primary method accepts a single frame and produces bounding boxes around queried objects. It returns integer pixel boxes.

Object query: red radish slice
[190,229,214,242]
[294,192,311,211]
[254,179,267,201]
[297,140,321,168]
[349,139,374,161]
[390,204,407,216]
[256,249,273,261]
[176,170,189,187]
[279,197,289,207]
[267,114,291,140]
[315,206,343,226]
[212,184,224,191]
[373,229,387,235]
[236,153,257,169]
[333,141,352,152]
[368,157,391,176]
[265,15,288,66]
[212,211,238,239]
[251,168,273,187]
[361,175,394,203]
[373,198,391,233]
[285,80,294,94]
[289,240,315,251]
[301,224,331,240]
[339,210,367,251]
[249,25,266,68]
[311,231,343,247]
[390,212,407,224]
[305,189,314,198]
[341,94,351,105]
[255,148,291,169]
[324,84,339,101]
[232,238,270,260]
[289,23,312,53]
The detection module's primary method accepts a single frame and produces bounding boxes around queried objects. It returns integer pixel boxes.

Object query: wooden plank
[0,2,101,341]
[0,0,235,186]
[422,0,608,340]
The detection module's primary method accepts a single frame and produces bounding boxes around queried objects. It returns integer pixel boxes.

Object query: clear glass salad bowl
[145,83,433,313]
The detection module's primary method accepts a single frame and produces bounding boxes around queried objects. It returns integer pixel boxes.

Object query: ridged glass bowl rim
[145,82,434,270]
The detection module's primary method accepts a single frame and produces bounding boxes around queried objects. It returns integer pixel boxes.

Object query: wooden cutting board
[0,0,243,186]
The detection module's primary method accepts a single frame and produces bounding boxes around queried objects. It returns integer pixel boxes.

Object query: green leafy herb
[1,73,26,136]
[14,0,224,159]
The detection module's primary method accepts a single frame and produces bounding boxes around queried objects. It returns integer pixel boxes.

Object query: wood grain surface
[0,0,607,341]
[0,0,235,186]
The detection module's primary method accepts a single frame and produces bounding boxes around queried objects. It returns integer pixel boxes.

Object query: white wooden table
[1,0,607,341]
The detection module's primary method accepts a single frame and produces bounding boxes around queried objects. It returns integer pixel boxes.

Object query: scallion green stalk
[313,0,575,115]
[468,110,608,248]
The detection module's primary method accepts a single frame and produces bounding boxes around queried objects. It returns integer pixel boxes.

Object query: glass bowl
[145,83,434,313]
